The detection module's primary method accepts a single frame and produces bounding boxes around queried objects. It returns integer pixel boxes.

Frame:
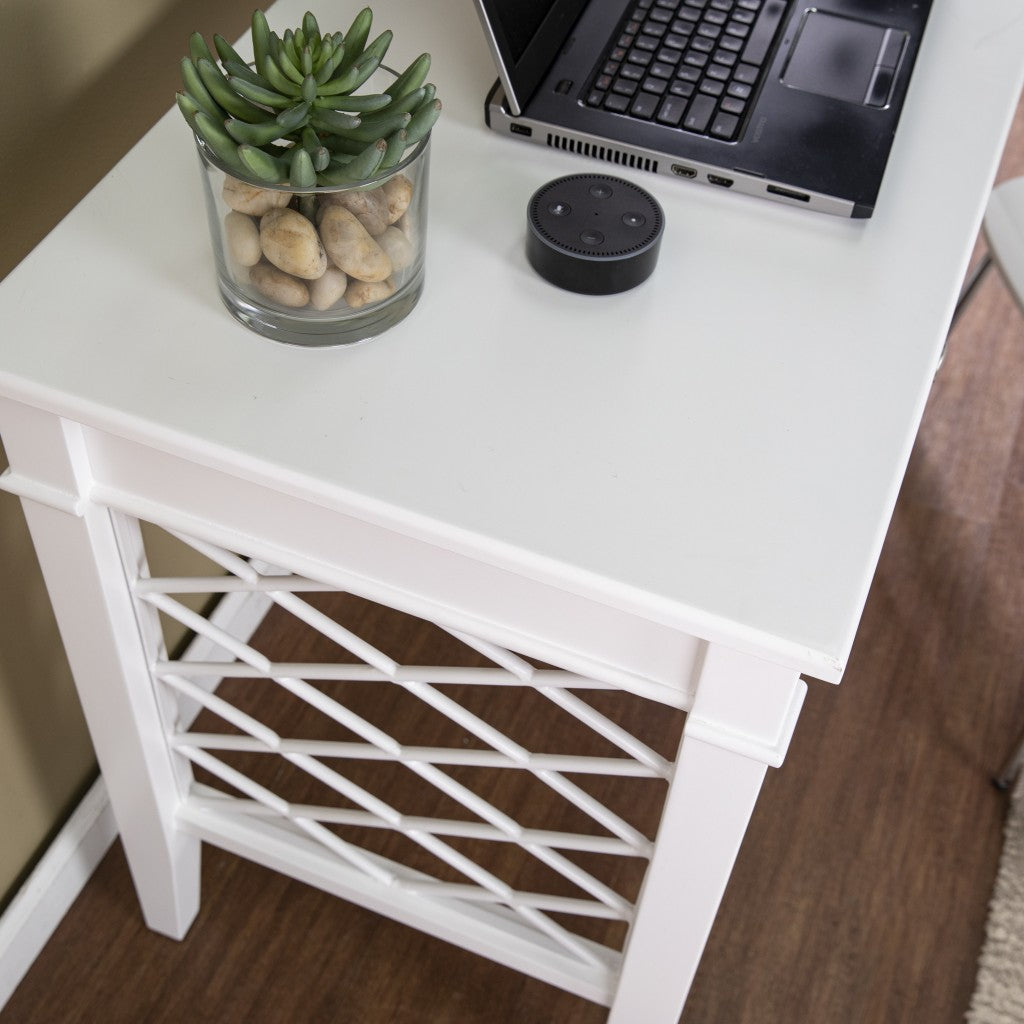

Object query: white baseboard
[0,586,273,1012]
[0,776,117,1012]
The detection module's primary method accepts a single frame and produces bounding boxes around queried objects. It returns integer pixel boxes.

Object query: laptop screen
[474,0,588,115]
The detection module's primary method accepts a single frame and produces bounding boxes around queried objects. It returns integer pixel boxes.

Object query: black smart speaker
[526,174,665,295]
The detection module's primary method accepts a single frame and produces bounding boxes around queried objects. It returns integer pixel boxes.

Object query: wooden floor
[5,95,1024,1024]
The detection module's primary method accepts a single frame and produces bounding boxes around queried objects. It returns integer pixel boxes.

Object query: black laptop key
[628,47,654,65]
[670,79,696,97]
[636,33,661,50]
[656,96,688,125]
[720,95,746,114]
[726,79,752,98]
[631,91,660,118]
[620,62,645,80]
[710,111,740,138]
[706,61,731,80]
[683,93,716,132]
[732,62,759,83]
[664,33,690,49]
[741,0,785,65]
[650,61,677,78]
[604,92,630,113]
[613,77,639,95]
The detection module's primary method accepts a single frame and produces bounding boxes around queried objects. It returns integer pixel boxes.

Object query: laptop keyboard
[584,0,787,141]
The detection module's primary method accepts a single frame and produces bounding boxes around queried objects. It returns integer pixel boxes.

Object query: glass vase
[195,132,430,347]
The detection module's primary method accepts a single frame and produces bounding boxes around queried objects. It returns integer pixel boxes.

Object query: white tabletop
[1,0,1022,683]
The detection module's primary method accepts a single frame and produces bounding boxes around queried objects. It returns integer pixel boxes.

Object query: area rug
[967,774,1024,1024]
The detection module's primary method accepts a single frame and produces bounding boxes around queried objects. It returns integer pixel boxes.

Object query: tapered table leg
[0,403,200,939]
[608,645,806,1023]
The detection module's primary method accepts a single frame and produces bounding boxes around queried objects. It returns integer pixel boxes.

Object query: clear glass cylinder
[195,132,430,347]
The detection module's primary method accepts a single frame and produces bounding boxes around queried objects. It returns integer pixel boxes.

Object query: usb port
[510,123,532,137]
[671,164,697,178]
[707,174,734,188]
[767,184,810,203]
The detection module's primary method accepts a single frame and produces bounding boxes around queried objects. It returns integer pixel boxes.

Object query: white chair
[969,177,1024,788]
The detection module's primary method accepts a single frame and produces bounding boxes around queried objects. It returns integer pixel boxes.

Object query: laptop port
[707,174,734,188]
[510,123,533,137]
[767,184,811,203]
[671,164,697,178]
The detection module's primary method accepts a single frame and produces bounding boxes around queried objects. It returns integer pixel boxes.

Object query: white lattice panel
[115,515,687,1004]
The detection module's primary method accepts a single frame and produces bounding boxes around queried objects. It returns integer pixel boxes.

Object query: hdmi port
[671,164,697,178]
[707,174,734,188]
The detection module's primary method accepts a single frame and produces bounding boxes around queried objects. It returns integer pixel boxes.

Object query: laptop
[471,0,932,217]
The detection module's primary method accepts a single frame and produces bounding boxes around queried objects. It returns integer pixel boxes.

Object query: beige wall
[0,0,253,902]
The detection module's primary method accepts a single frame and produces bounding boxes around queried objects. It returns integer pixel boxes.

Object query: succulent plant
[176,7,441,188]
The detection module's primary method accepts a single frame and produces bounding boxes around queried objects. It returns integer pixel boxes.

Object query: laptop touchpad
[782,11,908,108]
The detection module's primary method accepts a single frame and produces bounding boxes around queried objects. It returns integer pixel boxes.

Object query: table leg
[0,406,200,939]
[607,645,807,1023]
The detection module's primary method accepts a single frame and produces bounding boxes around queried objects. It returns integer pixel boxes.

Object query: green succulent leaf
[193,111,247,172]
[302,12,321,46]
[212,33,246,67]
[289,145,317,189]
[238,143,288,183]
[224,117,285,146]
[360,30,393,68]
[316,137,386,184]
[276,100,311,132]
[313,91,391,113]
[228,74,293,109]
[179,57,220,119]
[309,107,363,134]
[197,57,267,122]
[337,7,373,73]
[403,98,442,146]
[341,110,410,143]
[388,53,432,104]
[260,55,302,98]
[189,32,216,66]
[381,128,408,169]
[251,10,272,71]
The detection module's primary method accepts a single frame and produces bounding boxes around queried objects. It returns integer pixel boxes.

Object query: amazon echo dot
[526,173,665,295]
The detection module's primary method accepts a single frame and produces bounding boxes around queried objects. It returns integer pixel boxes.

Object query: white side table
[1,1,1021,1019]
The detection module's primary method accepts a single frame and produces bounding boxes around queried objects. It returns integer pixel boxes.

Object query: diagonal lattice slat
[116,516,686,987]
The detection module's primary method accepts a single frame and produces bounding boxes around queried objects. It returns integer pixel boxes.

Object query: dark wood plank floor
[5,78,1024,1024]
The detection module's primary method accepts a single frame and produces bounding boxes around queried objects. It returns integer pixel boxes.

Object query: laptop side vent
[546,133,659,173]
